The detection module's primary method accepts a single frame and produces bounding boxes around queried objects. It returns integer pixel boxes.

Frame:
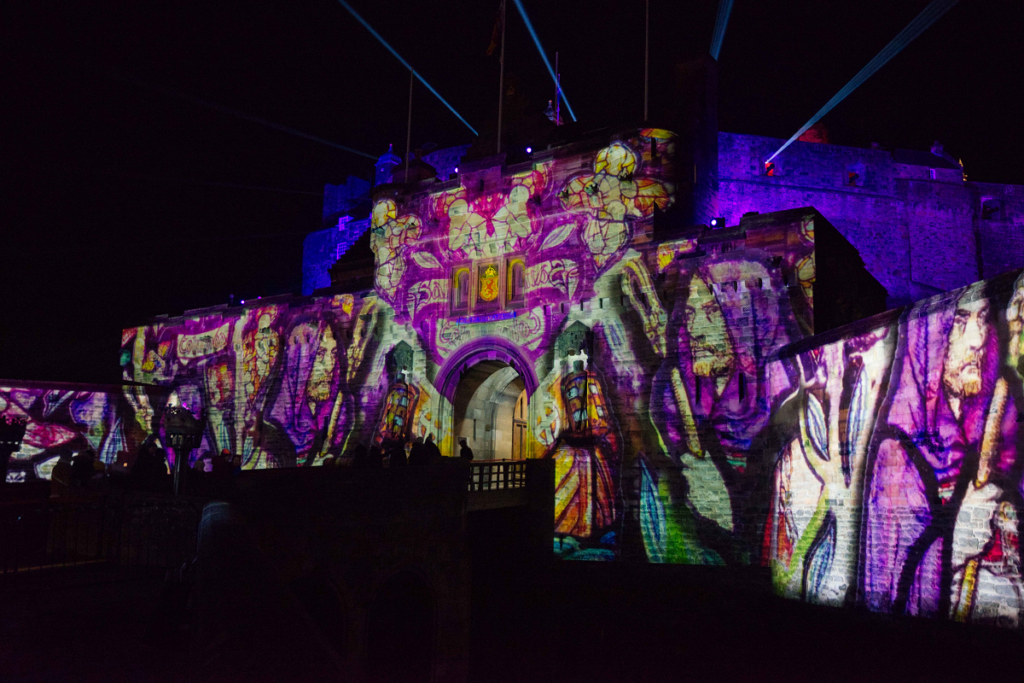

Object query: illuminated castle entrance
[451,360,527,461]
[436,339,538,459]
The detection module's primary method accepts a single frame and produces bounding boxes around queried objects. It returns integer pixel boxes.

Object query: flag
[486,0,504,56]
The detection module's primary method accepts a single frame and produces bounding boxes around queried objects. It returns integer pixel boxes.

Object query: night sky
[3,0,1021,383]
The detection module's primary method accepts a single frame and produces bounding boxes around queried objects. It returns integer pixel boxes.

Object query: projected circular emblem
[479,264,499,302]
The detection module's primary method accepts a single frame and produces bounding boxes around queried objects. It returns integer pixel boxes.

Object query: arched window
[452,267,470,313]
[982,198,1002,220]
[846,163,865,187]
[506,259,526,307]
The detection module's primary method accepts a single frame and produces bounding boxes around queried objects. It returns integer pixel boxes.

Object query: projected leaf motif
[804,510,836,601]
[639,459,667,563]
[540,223,574,250]
[845,367,868,486]
[806,393,828,461]
[680,452,734,531]
[412,252,442,269]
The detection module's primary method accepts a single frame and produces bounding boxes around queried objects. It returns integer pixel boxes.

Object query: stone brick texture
[718,132,1024,308]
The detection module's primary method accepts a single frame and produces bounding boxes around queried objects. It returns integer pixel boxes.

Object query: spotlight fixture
[710,216,726,229]
[764,161,775,177]
[526,146,532,154]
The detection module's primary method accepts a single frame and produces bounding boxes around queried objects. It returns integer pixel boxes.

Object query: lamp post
[0,415,27,485]
[163,407,206,496]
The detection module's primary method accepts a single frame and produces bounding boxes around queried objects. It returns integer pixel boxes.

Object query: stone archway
[435,338,537,459]
[450,360,526,460]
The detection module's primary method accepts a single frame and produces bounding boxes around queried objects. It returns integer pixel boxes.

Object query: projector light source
[710,216,725,229]
[765,0,960,164]
[526,147,532,154]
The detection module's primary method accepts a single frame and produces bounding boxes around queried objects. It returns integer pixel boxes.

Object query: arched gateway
[435,338,538,461]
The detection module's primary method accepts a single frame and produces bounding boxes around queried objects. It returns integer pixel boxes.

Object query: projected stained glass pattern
[559,140,674,270]
[0,380,160,482]
[757,272,1024,626]
[91,124,1024,629]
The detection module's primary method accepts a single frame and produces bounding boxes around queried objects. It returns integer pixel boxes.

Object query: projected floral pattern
[0,125,991,630]
[0,382,157,482]
[371,198,421,303]
[560,142,673,269]
[433,163,550,260]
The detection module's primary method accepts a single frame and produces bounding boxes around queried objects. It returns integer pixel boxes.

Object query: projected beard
[307,326,338,404]
[685,274,735,384]
[942,298,989,405]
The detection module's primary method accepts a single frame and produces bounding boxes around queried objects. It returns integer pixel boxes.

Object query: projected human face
[307,326,337,403]
[685,274,734,379]
[943,296,989,399]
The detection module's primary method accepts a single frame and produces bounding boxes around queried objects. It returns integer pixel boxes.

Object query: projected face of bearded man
[684,273,735,394]
[943,296,989,419]
[307,326,338,405]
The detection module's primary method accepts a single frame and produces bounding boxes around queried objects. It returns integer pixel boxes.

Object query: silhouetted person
[187,453,207,492]
[409,437,428,467]
[50,450,73,497]
[387,442,407,468]
[351,444,370,470]
[229,450,242,476]
[133,446,170,493]
[459,438,474,461]
[425,434,442,463]
[211,449,232,479]
[153,449,172,492]
[368,445,384,470]
[71,449,97,487]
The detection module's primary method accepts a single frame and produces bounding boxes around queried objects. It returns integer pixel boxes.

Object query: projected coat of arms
[478,264,499,302]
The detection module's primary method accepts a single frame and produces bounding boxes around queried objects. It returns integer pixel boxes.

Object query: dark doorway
[366,571,433,683]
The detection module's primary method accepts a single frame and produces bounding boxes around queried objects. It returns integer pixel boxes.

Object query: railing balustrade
[467,459,528,492]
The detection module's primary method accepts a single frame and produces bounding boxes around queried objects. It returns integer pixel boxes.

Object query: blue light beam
[511,0,577,123]
[767,0,959,164]
[116,74,376,159]
[335,0,479,136]
[709,0,734,61]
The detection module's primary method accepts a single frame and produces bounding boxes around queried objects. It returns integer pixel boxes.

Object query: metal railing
[468,459,527,492]
[0,494,201,588]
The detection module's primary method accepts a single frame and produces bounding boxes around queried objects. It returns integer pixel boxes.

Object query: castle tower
[374,144,402,186]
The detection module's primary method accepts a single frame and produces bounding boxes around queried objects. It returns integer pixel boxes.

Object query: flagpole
[555,52,560,126]
[406,68,413,180]
[644,0,649,121]
[497,0,506,154]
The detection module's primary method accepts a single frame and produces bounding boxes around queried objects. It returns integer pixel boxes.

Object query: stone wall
[719,132,1024,308]
[0,379,163,482]
[302,217,370,295]
[763,268,1024,627]
[117,122,1024,632]
[234,463,473,682]
[973,181,1024,280]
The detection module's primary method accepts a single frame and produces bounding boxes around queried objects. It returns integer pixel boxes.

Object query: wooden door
[512,389,528,459]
